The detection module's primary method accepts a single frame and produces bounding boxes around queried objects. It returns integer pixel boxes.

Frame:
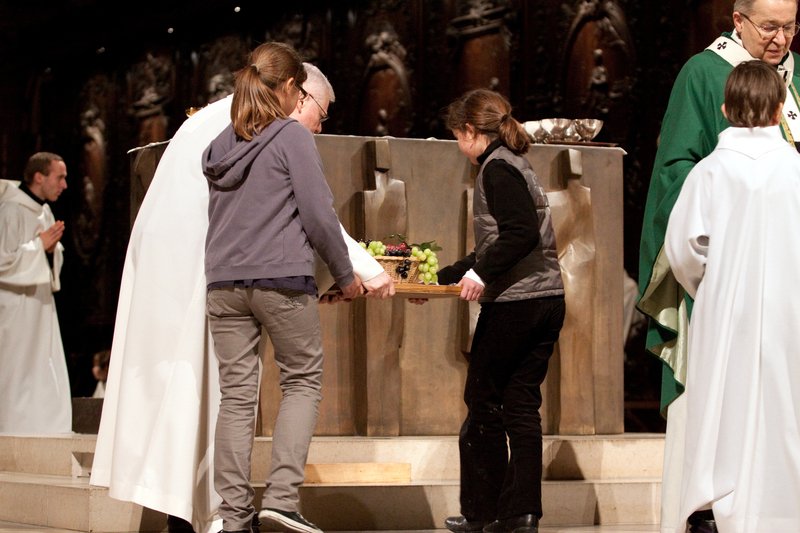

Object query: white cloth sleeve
[463,268,485,287]
[664,166,709,299]
[313,224,384,293]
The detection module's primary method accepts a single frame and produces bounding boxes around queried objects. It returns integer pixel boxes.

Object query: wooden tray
[325,284,461,299]
[394,283,461,298]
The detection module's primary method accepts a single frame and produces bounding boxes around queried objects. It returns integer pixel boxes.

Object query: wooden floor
[0,522,660,533]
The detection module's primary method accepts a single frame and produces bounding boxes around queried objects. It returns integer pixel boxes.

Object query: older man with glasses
[638,1,800,532]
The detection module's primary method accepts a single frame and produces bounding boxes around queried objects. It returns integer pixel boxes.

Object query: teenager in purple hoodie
[201,42,361,533]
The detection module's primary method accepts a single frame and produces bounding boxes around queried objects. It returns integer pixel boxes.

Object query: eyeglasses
[297,85,329,123]
[740,12,800,40]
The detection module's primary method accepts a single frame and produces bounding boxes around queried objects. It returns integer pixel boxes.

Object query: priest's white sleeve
[0,203,52,287]
[664,164,710,299]
[314,224,384,293]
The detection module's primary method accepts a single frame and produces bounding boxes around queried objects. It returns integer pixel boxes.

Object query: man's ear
[721,103,728,120]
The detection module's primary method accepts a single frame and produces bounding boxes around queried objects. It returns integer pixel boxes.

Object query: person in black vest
[438,89,565,533]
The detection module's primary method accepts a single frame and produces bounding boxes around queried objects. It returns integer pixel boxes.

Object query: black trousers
[459,296,565,522]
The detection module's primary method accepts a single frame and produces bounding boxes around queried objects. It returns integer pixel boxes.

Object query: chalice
[563,123,581,142]
[574,119,604,142]
[542,118,572,142]
[523,120,547,143]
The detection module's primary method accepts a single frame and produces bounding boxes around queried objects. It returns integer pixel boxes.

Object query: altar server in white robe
[90,63,393,533]
[665,60,800,533]
[0,152,71,434]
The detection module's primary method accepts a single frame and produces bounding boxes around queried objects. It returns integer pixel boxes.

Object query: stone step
[0,471,660,531]
[0,434,664,482]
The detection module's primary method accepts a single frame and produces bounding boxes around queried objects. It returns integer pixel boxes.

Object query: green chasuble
[638,33,800,414]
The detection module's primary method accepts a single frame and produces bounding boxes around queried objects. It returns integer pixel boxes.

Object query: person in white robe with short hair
[665,60,800,533]
[0,152,71,435]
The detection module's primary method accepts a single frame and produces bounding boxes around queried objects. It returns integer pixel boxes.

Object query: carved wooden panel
[449,0,512,96]
[127,52,175,146]
[74,75,112,266]
[559,1,635,143]
[358,28,414,136]
[197,36,250,106]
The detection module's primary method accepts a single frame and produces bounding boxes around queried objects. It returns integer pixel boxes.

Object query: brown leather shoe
[483,514,538,533]
[445,515,489,532]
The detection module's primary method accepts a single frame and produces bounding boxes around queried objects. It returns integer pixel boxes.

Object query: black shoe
[445,515,489,532]
[483,514,538,533]
[167,515,196,533]
[258,508,322,533]
[688,510,718,533]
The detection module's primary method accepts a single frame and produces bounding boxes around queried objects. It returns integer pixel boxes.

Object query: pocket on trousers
[206,288,240,318]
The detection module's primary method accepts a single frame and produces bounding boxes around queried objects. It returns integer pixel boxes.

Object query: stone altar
[129,135,625,436]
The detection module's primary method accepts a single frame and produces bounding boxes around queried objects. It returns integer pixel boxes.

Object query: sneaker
[258,508,322,533]
[214,514,259,533]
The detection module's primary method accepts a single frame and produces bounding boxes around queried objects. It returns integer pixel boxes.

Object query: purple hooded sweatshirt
[202,117,353,289]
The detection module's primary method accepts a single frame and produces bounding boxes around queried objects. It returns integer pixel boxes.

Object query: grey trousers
[207,287,323,532]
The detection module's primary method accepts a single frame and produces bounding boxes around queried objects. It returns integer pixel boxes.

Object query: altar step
[0,434,663,532]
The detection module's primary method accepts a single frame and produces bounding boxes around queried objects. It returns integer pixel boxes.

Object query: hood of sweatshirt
[202,117,294,189]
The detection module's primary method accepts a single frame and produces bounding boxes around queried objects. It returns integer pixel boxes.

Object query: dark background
[0,0,765,430]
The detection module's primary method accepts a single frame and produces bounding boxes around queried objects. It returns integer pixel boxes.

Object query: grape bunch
[411,245,439,285]
[394,257,415,279]
[384,242,411,256]
[360,240,387,257]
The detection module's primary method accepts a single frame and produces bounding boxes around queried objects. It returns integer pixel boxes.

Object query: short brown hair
[230,42,306,141]
[445,89,530,155]
[724,60,785,128]
[23,152,63,185]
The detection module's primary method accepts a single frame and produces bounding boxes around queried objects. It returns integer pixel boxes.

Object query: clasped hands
[38,221,65,253]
